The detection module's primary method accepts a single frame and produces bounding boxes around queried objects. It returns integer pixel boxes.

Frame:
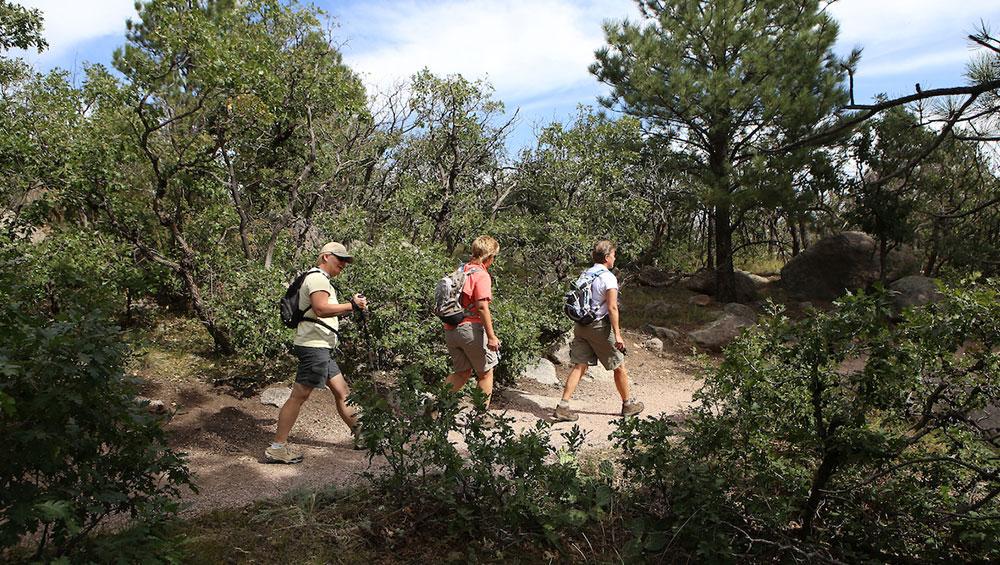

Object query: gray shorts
[444,323,499,376]
[292,345,341,388]
[569,318,624,370]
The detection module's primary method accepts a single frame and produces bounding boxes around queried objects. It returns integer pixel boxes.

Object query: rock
[689,294,712,307]
[643,337,664,353]
[260,387,291,407]
[546,334,573,366]
[584,363,614,382]
[682,270,715,293]
[723,302,757,321]
[689,313,756,351]
[136,396,168,415]
[747,273,772,289]
[643,324,682,342]
[637,266,678,287]
[780,232,920,300]
[889,275,943,313]
[522,358,559,386]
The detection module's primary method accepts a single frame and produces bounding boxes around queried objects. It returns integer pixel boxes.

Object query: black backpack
[279,268,339,334]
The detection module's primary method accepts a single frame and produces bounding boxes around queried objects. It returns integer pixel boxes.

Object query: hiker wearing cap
[443,235,501,408]
[554,240,643,422]
[265,242,367,464]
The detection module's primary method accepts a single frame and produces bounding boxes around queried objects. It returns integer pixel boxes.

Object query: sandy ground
[145,329,703,516]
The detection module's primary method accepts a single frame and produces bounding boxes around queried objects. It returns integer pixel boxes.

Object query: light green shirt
[294,269,339,349]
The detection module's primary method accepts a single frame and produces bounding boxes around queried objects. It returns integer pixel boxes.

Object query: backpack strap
[299,268,341,336]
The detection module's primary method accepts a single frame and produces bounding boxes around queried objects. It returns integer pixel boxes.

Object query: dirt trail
[150,330,703,516]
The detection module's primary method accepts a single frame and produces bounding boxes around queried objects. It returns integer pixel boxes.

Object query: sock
[270,442,284,449]
[558,400,569,408]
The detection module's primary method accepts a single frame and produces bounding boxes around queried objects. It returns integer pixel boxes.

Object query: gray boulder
[682,269,759,302]
[723,302,757,321]
[522,358,559,386]
[689,294,712,307]
[584,363,614,382]
[643,337,664,353]
[689,313,756,351]
[546,334,573,366]
[781,232,919,300]
[889,275,943,312]
[643,324,682,342]
[260,387,291,408]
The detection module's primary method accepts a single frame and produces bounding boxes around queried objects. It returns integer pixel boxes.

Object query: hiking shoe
[553,403,579,422]
[264,444,303,464]
[621,399,645,417]
[351,425,365,451]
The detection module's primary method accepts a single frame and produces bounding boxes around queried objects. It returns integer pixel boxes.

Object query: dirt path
[148,330,703,516]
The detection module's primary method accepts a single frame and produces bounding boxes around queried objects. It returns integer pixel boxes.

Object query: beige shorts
[569,318,624,370]
[444,323,499,376]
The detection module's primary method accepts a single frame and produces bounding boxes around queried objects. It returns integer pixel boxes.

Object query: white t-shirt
[579,264,619,319]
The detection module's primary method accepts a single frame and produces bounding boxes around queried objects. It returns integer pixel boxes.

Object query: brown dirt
[142,327,704,517]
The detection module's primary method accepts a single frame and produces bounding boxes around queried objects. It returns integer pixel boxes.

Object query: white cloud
[17,0,137,60]
[338,0,636,103]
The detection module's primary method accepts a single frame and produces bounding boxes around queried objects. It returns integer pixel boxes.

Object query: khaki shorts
[569,318,624,370]
[444,323,499,376]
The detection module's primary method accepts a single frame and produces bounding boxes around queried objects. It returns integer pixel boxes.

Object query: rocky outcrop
[781,232,919,300]
[889,275,943,313]
[682,269,759,303]
[522,358,559,386]
[689,306,757,351]
[260,387,291,408]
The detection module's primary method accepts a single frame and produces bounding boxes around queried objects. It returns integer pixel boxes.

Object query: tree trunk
[705,211,715,270]
[798,217,810,250]
[789,216,801,257]
[715,203,737,302]
[180,266,235,354]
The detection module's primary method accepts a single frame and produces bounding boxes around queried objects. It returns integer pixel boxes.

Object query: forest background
[1,0,998,562]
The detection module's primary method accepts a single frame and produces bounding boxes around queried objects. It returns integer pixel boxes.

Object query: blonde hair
[591,240,616,263]
[471,235,500,260]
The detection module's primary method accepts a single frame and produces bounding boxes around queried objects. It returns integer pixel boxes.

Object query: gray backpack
[434,264,481,326]
[564,267,608,324]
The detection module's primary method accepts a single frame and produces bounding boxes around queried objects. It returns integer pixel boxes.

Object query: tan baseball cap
[319,242,353,262]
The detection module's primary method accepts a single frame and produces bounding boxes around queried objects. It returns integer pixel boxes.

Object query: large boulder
[681,269,759,303]
[545,334,573,366]
[689,311,756,351]
[889,275,943,313]
[781,232,919,300]
[643,324,682,342]
[522,358,559,387]
[260,387,291,408]
[584,363,614,382]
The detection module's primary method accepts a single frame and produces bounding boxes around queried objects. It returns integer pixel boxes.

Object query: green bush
[336,238,565,386]
[613,283,1000,562]
[0,241,192,560]
[353,374,611,548]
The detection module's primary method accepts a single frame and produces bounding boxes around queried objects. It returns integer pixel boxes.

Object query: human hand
[487,336,501,352]
[352,293,368,311]
[614,334,626,352]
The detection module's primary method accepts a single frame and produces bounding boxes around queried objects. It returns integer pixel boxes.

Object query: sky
[12,0,1000,149]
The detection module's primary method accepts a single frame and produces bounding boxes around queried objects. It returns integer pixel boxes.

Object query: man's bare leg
[326,373,357,429]
[560,363,589,402]
[274,383,313,443]
[613,365,629,401]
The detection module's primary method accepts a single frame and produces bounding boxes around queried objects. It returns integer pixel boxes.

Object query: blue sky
[14,0,1000,149]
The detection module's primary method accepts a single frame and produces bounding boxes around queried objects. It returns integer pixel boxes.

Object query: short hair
[471,235,500,260]
[592,240,617,263]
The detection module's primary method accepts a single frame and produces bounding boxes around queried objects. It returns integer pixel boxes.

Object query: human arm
[474,299,500,351]
[606,288,625,351]
[309,291,367,318]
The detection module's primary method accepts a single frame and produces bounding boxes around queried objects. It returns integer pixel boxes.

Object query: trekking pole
[355,302,379,371]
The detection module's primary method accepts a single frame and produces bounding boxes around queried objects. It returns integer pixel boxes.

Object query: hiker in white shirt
[554,240,644,421]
